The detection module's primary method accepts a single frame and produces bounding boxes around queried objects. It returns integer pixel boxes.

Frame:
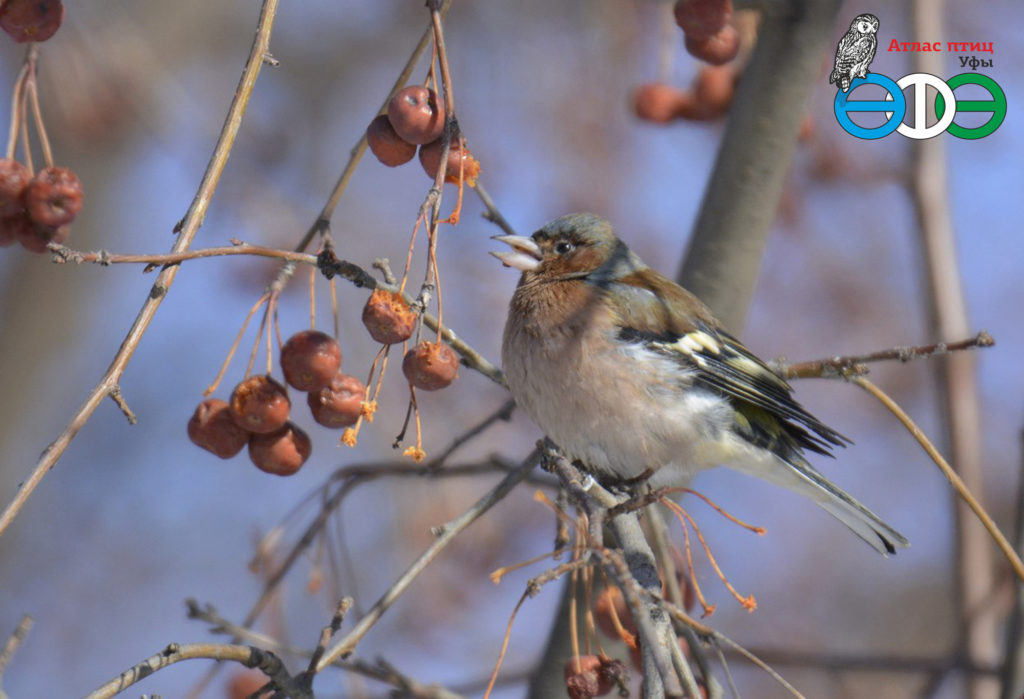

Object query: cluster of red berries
[633,0,740,125]
[362,288,459,391]
[366,85,480,186]
[0,158,83,252]
[0,0,64,43]
[188,330,368,476]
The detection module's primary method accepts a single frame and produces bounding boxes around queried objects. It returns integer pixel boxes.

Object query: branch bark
[909,2,998,697]
[677,0,843,330]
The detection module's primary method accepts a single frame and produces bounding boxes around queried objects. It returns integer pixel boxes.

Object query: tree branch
[677,0,843,330]
[0,0,281,543]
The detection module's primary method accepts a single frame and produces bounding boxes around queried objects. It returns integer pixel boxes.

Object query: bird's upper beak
[489,235,542,272]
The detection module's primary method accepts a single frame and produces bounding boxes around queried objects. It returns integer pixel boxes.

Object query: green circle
[935,73,1007,139]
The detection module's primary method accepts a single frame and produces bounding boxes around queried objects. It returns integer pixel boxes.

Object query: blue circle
[834,74,906,140]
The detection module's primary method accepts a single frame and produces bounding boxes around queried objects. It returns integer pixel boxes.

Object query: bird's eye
[554,240,575,255]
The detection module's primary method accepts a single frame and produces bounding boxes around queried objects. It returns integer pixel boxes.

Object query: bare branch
[313,448,539,671]
[0,0,282,542]
[852,376,1024,583]
[0,614,32,697]
[779,332,995,380]
[677,0,844,330]
[85,642,301,699]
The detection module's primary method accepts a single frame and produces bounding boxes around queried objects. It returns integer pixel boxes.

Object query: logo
[830,14,1005,140]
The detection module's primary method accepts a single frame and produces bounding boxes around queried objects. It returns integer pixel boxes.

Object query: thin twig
[0,0,282,543]
[472,181,517,237]
[426,398,515,469]
[48,240,505,386]
[0,614,33,693]
[780,332,994,380]
[314,448,539,671]
[852,376,1024,583]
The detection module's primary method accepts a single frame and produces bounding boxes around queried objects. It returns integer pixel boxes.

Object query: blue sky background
[0,1,1021,697]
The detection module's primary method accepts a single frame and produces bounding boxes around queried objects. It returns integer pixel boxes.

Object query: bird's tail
[733,455,909,556]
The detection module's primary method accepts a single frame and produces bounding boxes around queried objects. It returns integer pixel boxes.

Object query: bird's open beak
[489,235,542,272]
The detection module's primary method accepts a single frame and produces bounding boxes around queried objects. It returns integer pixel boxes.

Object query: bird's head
[491,213,643,284]
[851,13,878,34]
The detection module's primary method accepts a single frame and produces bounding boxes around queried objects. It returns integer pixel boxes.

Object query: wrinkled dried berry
[673,0,732,42]
[307,373,365,429]
[280,329,342,392]
[418,138,480,186]
[402,341,458,391]
[0,0,64,43]
[187,399,250,459]
[685,24,740,66]
[229,375,290,434]
[366,114,416,167]
[0,158,30,217]
[565,668,600,699]
[24,166,83,227]
[362,289,416,345]
[563,656,615,697]
[248,422,311,476]
[387,85,445,145]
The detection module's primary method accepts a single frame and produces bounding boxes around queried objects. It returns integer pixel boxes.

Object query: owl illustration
[829,13,879,93]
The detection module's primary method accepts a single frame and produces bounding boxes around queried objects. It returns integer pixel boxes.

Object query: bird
[492,213,908,555]
[829,13,879,93]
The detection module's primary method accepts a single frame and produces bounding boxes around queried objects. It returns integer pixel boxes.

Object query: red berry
[418,138,480,186]
[366,114,416,167]
[229,375,290,434]
[685,24,740,66]
[688,66,735,120]
[187,399,250,459]
[387,85,445,145]
[226,670,268,699]
[9,211,68,253]
[563,656,616,697]
[0,0,64,43]
[24,166,83,227]
[248,422,311,476]
[307,373,365,429]
[0,213,29,248]
[565,671,599,699]
[402,341,458,391]
[673,0,732,42]
[593,586,636,640]
[361,289,416,345]
[0,158,30,216]
[280,329,342,392]
[632,83,692,124]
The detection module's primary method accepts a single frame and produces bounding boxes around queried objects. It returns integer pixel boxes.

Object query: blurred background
[0,1,1021,696]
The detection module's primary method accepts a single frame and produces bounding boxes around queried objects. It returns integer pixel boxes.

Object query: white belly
[503,322,736,485]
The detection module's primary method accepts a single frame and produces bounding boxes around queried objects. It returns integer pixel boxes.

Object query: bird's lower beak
[490,235,542,272]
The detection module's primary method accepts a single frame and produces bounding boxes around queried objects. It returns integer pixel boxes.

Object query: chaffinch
[493,213,908,555]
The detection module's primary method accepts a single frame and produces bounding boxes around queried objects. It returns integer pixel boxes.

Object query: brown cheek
[567,247,602,273]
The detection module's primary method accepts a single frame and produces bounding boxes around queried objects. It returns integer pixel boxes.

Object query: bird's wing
[605,269,849,461]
